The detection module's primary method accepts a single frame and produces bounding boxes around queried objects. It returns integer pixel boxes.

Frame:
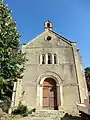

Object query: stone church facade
[10,21,89,114]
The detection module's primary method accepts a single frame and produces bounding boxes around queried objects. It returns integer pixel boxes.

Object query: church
[11,21,89,115]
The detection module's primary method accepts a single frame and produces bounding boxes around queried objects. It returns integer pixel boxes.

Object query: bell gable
[23,30,75,49]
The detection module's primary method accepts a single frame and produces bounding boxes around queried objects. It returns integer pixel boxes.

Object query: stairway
[14,110,81,120]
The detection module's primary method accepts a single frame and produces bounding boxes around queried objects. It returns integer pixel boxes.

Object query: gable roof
[50,30,75,43]
[23,29,76,47]
[49,30,76,46]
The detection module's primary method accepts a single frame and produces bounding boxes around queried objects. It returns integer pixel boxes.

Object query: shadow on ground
[61,112,90,120]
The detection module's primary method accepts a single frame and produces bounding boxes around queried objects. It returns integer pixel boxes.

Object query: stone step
[13,111,64,120]
[31,110,65,117]
[13,111,81,120]
[13,116,82,120]
[14,116,60,120]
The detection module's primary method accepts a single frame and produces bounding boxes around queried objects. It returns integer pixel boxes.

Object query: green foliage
[0,0,25,111]
[85,67,90,91]
[28,108,36,114]
[85,67,90,77]
[12,102,28,117]
[0,96,11,112]
[12,102,36,117]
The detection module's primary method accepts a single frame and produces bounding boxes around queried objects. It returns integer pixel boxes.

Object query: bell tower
[44,20,53,30]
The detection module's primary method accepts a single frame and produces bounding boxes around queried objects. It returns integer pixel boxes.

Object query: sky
[4,0,90,67]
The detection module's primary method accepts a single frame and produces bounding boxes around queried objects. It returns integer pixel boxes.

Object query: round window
[45,36,52,41]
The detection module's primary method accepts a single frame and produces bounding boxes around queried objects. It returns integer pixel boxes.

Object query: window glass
[48,53,52,64]
[42,54,45,64]
[54,54,57,64]
[40,53,57,64]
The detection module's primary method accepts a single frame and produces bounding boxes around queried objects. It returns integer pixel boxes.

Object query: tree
[84,67,90,91]
[0,0,25,111]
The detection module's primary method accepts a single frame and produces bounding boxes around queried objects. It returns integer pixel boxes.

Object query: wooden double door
[43,78,58,110]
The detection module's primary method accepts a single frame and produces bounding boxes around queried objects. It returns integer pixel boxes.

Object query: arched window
[54,54,57,64]
[47,23,50,28]
[40,53,57,64]
[48,53,52,64]
[42,54,45,64]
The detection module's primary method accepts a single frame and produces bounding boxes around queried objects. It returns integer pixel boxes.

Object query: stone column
[37,85,40,109]
[60,84,63,107]
[13,79,22,107]
[8,82,17,114]
[40,85,43,109]
[52,54,54,64]
[46,54,48,64]
[40,54,42,64]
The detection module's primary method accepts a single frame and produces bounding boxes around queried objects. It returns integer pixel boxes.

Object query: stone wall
[12,29,88,114]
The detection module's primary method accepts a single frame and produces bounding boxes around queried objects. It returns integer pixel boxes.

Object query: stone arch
[37,71,63,86]
[36,71,63,110]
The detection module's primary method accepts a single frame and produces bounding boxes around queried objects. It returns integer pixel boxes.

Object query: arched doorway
[42,78,58,110]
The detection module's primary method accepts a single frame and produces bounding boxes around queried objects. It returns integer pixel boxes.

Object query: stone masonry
[9,21,89,119]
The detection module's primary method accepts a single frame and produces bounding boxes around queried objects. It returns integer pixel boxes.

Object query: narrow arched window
[42,54,45,64]
[54,54,57,64]
[47,23,50,28]
[48,53,52,64]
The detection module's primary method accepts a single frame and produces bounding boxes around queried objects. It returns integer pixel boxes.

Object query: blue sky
[4,0,90,67]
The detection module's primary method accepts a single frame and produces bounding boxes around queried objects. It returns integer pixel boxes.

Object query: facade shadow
[61,112,90,120]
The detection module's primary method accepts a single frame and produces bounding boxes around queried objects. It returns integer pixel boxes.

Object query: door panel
[43,97,49,107]
[43,78,58,110]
